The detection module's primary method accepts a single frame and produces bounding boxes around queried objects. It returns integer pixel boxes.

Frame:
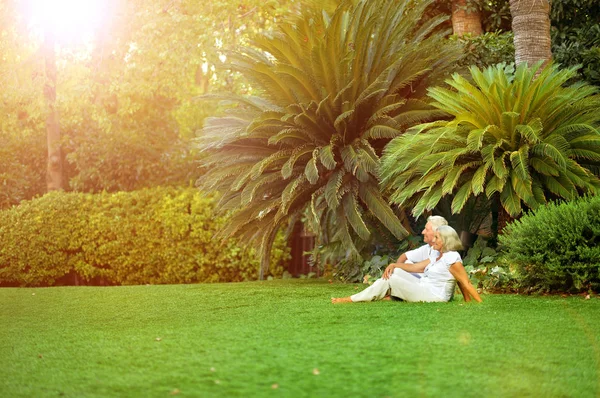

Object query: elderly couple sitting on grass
[332,216,482,304]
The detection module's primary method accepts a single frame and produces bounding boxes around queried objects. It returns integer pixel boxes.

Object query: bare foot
[331,296,353,304]
[382,296,391,301]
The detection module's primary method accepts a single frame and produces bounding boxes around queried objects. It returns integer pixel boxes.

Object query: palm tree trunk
[43,33,64,191]
[452,0,483,37]
[497,205,513,234]
[509,0,552,67]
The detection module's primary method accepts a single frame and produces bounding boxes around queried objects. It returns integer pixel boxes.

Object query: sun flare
[26,0,109,43]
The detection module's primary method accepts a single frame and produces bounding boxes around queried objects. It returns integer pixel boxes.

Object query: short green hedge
[499,196,600,293]
[0,187,290,286]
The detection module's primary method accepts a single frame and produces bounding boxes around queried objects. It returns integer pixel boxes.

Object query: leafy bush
[0,188,290,287]
[550,0,600,31]
[552,24,600,87]
[452,31,514,70]
[499,196,600,293]
[347,249,404,284]
[327,235,422,283]
[463,236,515,291]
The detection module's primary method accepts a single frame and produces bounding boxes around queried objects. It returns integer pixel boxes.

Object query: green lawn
[1,280,599,397]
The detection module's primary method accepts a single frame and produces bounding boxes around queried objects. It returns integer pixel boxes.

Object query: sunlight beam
[26,0,109,44]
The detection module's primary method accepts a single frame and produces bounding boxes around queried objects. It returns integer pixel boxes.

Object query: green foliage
[333,238,417,283]
[197,0,463,274]
[457,0,512,32]
[1,0,298,203]
[57,0,296,192]
[500,196,600,293]
[477,0,512,32]
[0,130,46,208]
[550,0,600,87]
[452,31,514,70]
[552,24,600,87]
[59,85,202,193]
[445,0,600,87]
[550,0,600,30]
[435,194,492,235]
[463,236,514,290]
[0,1,47,208]
[360,255,391,282]
[0,187,290,287]
[381,62,600,220]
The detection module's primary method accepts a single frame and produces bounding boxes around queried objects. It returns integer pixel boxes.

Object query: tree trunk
[452,0,483,37]
[43,33,64,191]
[509,0,552,68]
[497,205,513,235]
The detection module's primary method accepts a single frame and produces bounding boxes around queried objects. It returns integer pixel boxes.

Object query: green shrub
[499,196,600,293]
[451,31,514,70]
[552,24,600,87]
[0,187,290,286]
[327,235,422,283]
[463,237,516,291]
[551,0,600,88]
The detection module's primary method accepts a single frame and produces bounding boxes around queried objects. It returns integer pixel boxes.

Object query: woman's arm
[449,262,482,303]
[457,280,472,302]
[382,259,429,279]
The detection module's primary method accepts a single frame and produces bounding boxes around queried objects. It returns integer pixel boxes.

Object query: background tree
[452,0,483,37]
[448,0,599,87]
[59,0,299,192]
[0,0,297,207]
[509,0,552,67]
[0,1,47,207]
[42,31,64,191]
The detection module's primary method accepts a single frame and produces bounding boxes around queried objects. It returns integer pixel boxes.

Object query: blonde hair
[436,225,463,252]
[427,215,448,229]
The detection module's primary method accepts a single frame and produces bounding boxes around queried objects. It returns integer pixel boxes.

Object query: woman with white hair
[332,225,482,303]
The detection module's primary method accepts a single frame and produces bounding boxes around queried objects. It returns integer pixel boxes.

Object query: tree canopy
[0,0,298,207]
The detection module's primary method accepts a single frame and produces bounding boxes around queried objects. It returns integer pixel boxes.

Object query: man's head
[422,215,448,245]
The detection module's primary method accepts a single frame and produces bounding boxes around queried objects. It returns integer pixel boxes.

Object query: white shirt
[404,244,439,264]
[421,251,461,301]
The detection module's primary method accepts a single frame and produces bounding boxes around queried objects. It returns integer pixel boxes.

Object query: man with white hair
[382,215,448,280]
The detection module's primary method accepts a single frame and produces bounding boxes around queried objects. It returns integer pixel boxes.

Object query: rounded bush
[0,187,290,286]
[499,196,600,293]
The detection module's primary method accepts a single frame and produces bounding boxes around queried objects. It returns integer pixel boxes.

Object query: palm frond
[196,0,463,274]
[382,62,600,219]
[450,182,474,215]
[530,156,560,176]
[359,183,407,239]
[343,191,371,240]
[500,181,522,217]
[304,150,320,184]
[282,145,315,179]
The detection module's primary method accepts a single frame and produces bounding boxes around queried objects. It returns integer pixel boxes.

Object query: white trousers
[350,268,445,303]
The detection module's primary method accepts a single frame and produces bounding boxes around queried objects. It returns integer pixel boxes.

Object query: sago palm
[381,62,600,221]
[196,0,463,277]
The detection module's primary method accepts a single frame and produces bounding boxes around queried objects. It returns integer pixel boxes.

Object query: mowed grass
[1,280,599,397]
